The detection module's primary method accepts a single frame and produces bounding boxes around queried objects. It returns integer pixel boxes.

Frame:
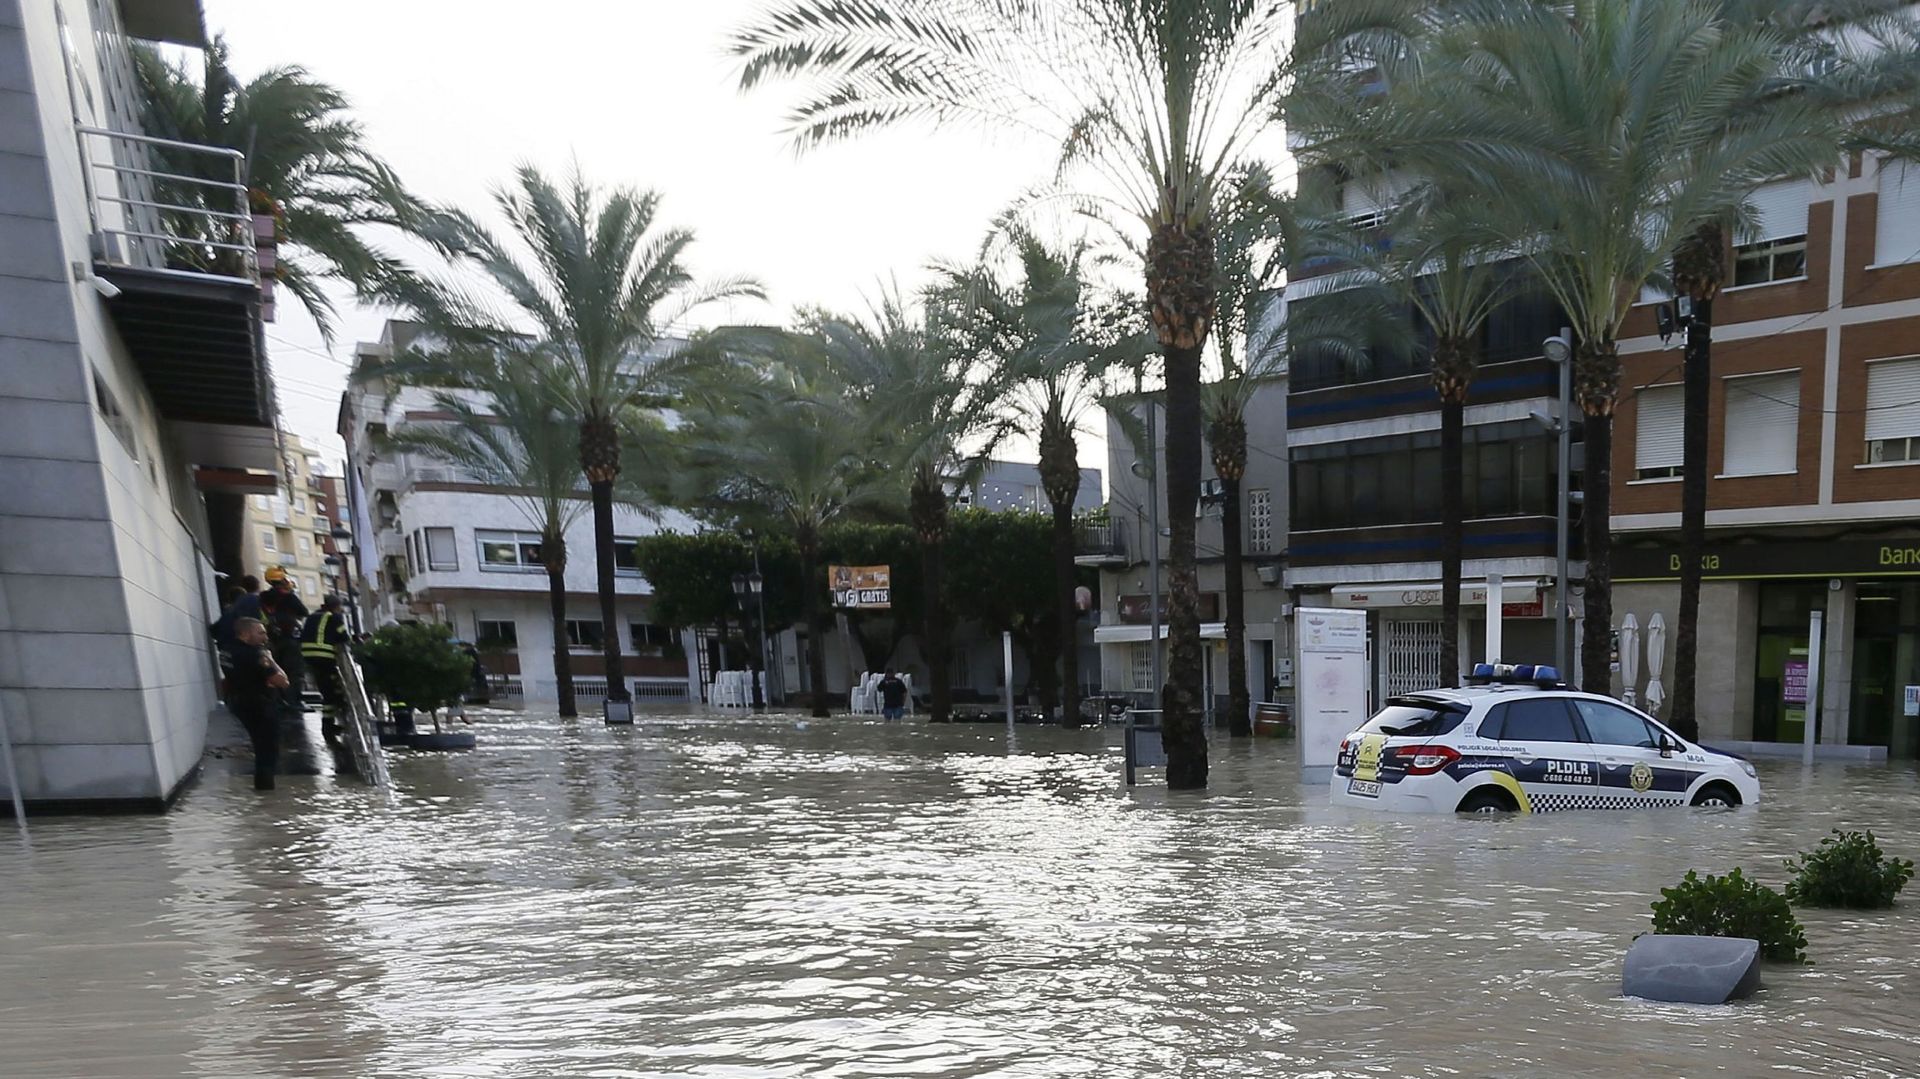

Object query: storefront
[1316,577,1559,702]
[1615,537,1920,757]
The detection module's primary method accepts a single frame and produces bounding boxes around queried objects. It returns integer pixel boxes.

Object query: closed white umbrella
[1643,613,1667,716]
[1619,613,1640,707]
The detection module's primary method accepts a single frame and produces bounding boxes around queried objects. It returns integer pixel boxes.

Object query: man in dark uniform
[227,617,289,790]
[259,567,309,712]
[300,595,349,741]
[878,668,908,720]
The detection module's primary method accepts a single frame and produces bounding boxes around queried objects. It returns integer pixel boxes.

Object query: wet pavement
[1,710,1917,1077]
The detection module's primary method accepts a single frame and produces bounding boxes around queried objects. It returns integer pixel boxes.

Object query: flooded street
[2,713,1918,1078]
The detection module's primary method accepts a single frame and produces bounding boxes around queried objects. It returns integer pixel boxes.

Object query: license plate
[1348,779,1381,798]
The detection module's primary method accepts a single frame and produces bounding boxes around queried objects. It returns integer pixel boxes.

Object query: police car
[1330,664,1760,814]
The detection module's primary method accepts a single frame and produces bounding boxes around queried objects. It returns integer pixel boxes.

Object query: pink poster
[1783,659,1808,705]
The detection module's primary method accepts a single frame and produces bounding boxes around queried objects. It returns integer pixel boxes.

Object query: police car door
[1570,698,1687,808]
[1483,696,1599,812]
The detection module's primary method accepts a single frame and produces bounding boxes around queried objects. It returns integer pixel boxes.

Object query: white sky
[200,0,1095,470]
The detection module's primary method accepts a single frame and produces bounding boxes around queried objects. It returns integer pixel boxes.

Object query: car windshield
[1359,699,1468,738]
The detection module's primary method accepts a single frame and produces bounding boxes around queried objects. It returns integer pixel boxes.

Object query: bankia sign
[1614,539,1920,581]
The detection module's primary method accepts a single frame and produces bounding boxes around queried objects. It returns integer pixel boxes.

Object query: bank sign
[1615,539,1920,581]
[829,564,891,609]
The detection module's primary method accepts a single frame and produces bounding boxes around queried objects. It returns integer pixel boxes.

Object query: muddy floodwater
[2,712,1918,1078]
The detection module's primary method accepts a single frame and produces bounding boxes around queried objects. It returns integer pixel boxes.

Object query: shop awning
[1329,579,1542,610]
[1094,622,1228,643]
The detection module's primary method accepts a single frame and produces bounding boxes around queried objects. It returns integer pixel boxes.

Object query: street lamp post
[1532,329,1579,675]
[327,526,363,635]
[732,569,767,709]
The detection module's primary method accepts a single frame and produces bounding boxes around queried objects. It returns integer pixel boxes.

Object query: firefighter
[301,594,350,741]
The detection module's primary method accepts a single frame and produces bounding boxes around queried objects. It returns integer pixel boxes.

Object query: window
[425,527,458,571]
[1572,699,1661,748]
[478,530,545,571]
[1733,236,1808,286]
[1248,489,1273,553]
[1341,168,1412,229]
[1360,701,1468,738]
[613,537,641,575]
[1291,421,1554,531]
[260,529,276,552]
[1487,698,1579,743]
[476,620,517,648]
[91,369,138,461]
[1732,179,1810,286]
[1865,357,1920,464]
[1722,372,1799,476]
[565,620,605,649]
[630,622,675,654]
[296,535,312,557]
[292,494,308,516]
[1876,158,1920,266]
[1130,641,1155,693]
[1634,384,1683,479]
[249,494,270,510]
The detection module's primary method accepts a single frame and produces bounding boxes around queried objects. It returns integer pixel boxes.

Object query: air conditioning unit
[1256,565,1282,586]
[1201,478,1224,500]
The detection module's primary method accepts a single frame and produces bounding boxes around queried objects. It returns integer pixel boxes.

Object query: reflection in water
[1,713,1918,1077]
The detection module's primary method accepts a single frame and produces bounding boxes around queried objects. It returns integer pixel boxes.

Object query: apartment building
[946,457,1103,515]
[1611,157,1920,758]
[339,320,700,704]
[236,433,333,599]
[0,0,283,809]
[1091,379,1290,712]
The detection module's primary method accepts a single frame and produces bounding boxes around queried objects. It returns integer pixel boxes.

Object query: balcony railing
[77,125,257,287]
[1074,521,1128,566]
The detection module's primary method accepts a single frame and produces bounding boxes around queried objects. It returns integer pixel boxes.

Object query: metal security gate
[1384,619,1448,697]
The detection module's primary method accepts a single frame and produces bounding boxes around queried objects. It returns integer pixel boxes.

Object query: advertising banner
[829,565,891,609]
[1294,607,1370,768]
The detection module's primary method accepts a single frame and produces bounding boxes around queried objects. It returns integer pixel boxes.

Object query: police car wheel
[1691,783,1741,808]
[1457,789,1515,815]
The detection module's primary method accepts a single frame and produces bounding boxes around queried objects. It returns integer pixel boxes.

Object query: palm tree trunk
[1671,296,1711,740]
[589,479,629,705]
[1162,340,1208,788]
[1050,495,1080,727]
[1438,395,1465,684]
[1219,470,1250,735]
[1575,341,1620,696]
[911,477,951,723]
[798,526,830,718]
[544,543,576,718]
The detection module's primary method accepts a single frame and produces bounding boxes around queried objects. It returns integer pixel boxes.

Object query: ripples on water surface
[1,713,1918,1077]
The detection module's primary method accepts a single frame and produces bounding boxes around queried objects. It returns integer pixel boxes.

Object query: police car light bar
[1466,663,1563,688]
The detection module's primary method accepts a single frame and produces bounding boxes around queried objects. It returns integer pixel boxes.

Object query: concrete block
[0,398,98,461]
[0,455,107,517]
[12,685,147,745]
[0,573,128,634]
[13,631,139,690]
[0,276,76,343]
[0,516,117,574]
[0,88,46,164]
[0,4,23,33]
[1622,934,1762,1004]
[0,334,85,401]
[0,154,54,223]
[22,741,162,801]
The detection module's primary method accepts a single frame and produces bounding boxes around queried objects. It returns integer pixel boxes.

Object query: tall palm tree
[379,166,758,713]
[949,232,1125,728]
[132,36,439,340]
[384,356,588,717]
[680,333,896,717]
[1304,0,1834,693]
[813,290,1010,724]
[732,0,1302,785]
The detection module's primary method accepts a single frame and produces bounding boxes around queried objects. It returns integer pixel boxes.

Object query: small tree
[359,623,473,734]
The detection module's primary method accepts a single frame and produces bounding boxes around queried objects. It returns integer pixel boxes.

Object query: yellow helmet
[264,566,289,583]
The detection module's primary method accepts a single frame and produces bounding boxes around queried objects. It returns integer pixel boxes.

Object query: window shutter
[1865,357,1920,442]
[426,526,458,569]
[1722,373,1799,476]
[1342,170,1411,218]
[1635,385,1683,470]
[1877,159,1920,266]
[1745,179,1809,243]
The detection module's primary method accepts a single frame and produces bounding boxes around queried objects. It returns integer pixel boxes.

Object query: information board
[829,565,891,609]
[1294,607,1369,768]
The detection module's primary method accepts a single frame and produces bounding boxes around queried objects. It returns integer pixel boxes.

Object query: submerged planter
[1623,934,1762,1004]
[408,730,477,751]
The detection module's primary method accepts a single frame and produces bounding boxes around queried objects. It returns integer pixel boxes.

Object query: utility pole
[1540,329,1576,675]
[1145,394,1163,699]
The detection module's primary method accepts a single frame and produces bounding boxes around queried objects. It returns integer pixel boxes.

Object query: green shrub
[358,622,472,731]
[1650,868,1807,963]
[1785,830,1914,909]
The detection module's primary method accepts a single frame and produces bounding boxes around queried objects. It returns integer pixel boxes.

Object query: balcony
[1074,520,1129,568]
[78,126,273,439]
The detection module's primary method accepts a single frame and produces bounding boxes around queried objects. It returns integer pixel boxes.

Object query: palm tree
[132,36,439,340]
[379,166,758,713]
[1302,0,1834,693]
[384,356,588,717]
[680,332,896,717]
[948,232,1126,728]
[732,0,1302,785]
[812,290,1010,724]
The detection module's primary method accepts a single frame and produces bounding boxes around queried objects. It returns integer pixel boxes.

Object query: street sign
[829,564,891,609]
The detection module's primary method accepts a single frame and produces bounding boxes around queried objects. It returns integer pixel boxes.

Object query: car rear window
[1359,699,1468,738]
